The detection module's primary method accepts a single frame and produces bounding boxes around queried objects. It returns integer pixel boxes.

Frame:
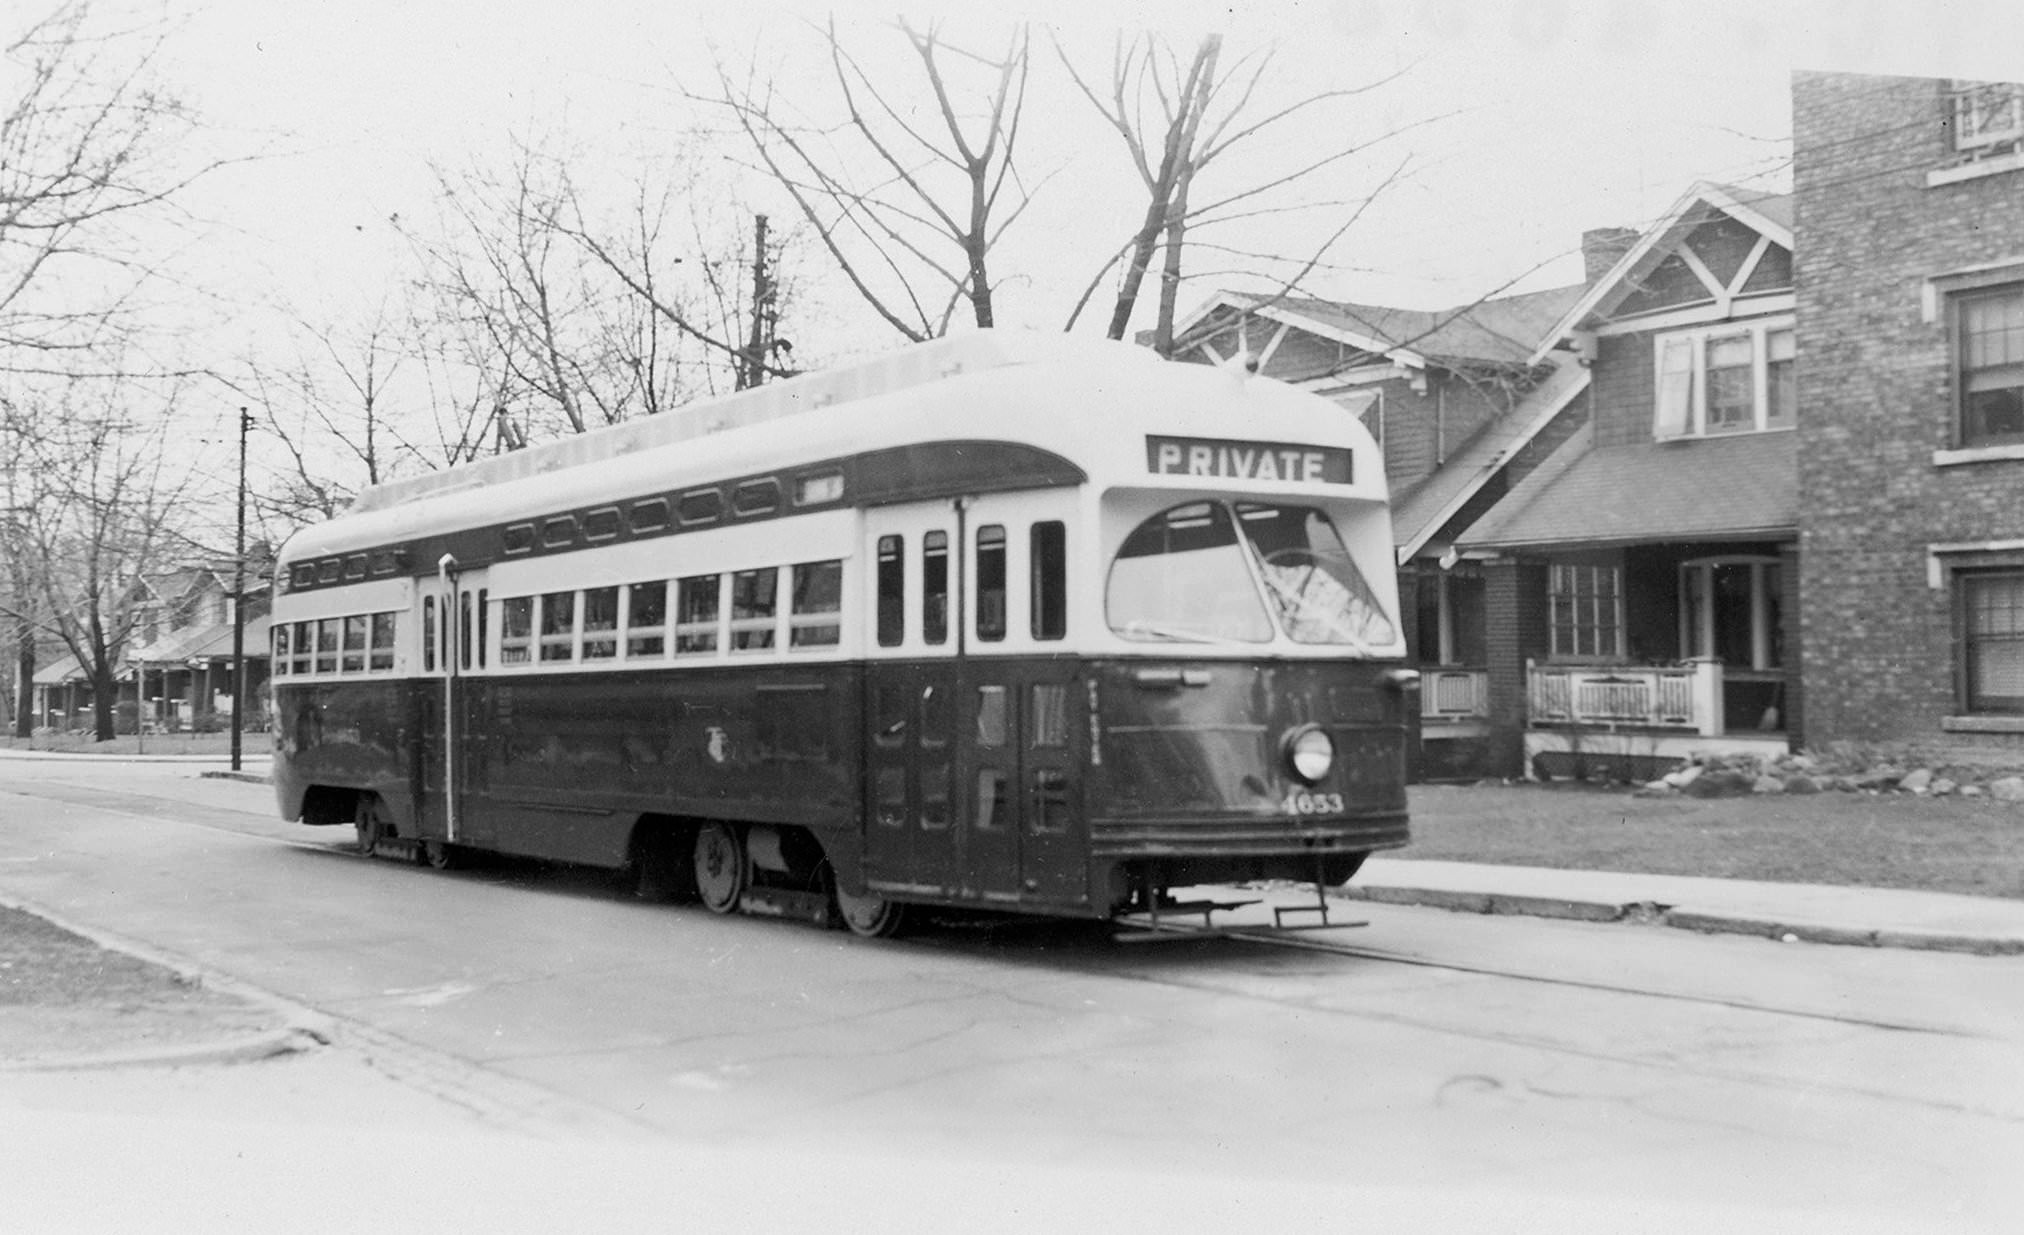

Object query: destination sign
[1145,435,1353,485]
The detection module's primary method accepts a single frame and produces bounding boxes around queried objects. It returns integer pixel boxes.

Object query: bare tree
[1057,33,1426,353]
[705,18,1036,341]
[1,1,220,374]
[10,378,197,740]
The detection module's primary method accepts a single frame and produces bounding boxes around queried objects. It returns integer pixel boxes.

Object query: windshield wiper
[1118,620,1257,649]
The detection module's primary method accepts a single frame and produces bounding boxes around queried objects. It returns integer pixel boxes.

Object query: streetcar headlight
[1284,725,1335,784]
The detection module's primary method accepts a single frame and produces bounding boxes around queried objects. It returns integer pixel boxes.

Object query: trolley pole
[230,406,251,772]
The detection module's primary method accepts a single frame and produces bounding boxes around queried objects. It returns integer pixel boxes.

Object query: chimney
[1581,227,1638,285]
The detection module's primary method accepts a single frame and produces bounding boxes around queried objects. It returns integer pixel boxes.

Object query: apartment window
[538,591,575,662]
[627,582,667,657]
[1549,563,1622,660]
[1963,572,2024,714]
[1653,321,1796,439]
[676,574,721,655]
[1955,285,2024,448]
[582,586,619,660]
[730,568,779,651]
[500,597,534,664]
[790,560,843,649]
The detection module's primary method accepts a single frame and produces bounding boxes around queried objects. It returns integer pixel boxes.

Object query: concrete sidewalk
[1342,857,2024,956]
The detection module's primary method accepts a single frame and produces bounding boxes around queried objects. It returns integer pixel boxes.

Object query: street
[3,758,2021,1232]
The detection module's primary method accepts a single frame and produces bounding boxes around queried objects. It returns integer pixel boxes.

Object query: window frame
[1959,568,2024,716]
[1651,317,1797,440]
[1950,282,2024,450]
[1548,562,1624,662]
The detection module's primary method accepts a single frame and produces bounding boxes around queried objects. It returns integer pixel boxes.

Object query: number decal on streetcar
[1283,791,1345,816]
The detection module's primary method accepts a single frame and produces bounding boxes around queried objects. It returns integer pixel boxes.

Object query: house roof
[1391,357,1590,560]
[1531,180,1795,364]
[1456,428,1798,550]
[1174,282,1587,373]
[131,616,271,665]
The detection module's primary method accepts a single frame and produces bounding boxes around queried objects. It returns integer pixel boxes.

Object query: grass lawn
[1404,781,2024,900]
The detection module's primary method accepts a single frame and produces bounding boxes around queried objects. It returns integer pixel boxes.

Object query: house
[1454,182,1799,781]
[1794,71,2024,761]
[32,555,272,734]
[1165,272,1599,778]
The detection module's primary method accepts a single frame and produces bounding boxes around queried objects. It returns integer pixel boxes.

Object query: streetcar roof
[280,331,1386,567]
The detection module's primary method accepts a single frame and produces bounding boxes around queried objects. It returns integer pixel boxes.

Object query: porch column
[1396,565,1425,783]
[1484,555,1550,778]
[1779,541,1803,749]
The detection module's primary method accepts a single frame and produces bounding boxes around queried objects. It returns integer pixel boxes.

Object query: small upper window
[732,478,780,517]
[1949,80,2024,156]
[1654,322,1797,439]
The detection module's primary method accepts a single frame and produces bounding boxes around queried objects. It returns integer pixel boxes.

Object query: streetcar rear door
[414,563,492,849]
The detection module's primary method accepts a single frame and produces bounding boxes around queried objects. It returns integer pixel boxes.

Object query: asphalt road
[3,759,2020,1232]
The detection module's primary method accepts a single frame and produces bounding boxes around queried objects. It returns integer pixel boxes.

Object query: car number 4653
[1283,790,1345,815]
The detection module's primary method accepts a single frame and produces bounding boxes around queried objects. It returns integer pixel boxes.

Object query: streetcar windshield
[1107,500,1397,649]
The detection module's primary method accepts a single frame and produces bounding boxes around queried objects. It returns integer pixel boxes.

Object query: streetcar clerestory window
[503,523,536,555]
[976,525,1007,643]
[675,574,720,655]
[790,560,843,649]
[627,581,667,657]
[1031,521,1066,641]
[628,498,670,534]
[542,517,577,549]
[539,591,575,661]
[876,535,905,647]
[678,489,723,526]
[583,508,621,542]
[732,478,780,517]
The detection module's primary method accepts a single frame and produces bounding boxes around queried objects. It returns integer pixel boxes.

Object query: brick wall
[1794,70,2024,756]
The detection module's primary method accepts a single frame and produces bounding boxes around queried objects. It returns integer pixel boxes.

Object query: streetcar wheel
[693,822,747,915]
[422,841,460,871]
[834,879,907,939]
[353,795,389,857]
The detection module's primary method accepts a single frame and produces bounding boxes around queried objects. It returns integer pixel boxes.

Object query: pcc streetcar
[268,331,1414,936]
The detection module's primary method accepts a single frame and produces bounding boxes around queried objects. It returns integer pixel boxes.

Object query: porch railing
[1421,668,1489,721]
[1526,659,1723,736]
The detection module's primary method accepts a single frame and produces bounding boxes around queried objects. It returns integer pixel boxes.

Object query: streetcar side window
[317,618,340,674]
[342,611,370,668]
[730,568,779,651]
[539,591,576,661]
[500,597,534,664]
[422,598,437,672]
[790,560,843,649]
[876,535,904,647]
[1031,521,1066,641]
[976,525,1007,643]
[272,626,290,676]
[675,574,721,655]
[292,622,313,675]
[627,581,667,657]
[583,587,619,660]
[370,613,397,671]
[923,531,949,646]
[459,592,474,670]
[476,590,488,668]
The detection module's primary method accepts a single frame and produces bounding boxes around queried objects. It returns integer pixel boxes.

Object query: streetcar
[268,331,1414,936]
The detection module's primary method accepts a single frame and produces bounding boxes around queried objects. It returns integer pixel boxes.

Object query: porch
[1524,658,1789,779]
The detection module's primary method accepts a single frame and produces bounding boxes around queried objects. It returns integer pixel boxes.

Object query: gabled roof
[1391,358,1590,560]
[1530,180,1795,364]
[1456,429,1798,550]
[1174,282,1587,374]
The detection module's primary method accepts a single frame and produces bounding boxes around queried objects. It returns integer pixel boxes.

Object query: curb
[1,1025,328,1074]
[198,769,272,785]
[1332,885,2024,956]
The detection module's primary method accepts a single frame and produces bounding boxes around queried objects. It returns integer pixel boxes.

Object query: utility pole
[739,213,772,390]
[230,406,252,772]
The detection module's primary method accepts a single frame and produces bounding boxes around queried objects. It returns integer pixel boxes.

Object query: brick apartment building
[1795,71,2024,759]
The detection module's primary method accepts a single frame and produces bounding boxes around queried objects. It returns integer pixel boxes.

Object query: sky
[150,0,2024,332]
[33,0,2024,529]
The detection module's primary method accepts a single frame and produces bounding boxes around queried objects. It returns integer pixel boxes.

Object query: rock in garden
[1664,765,1703,789]
[1899,768,1933,794]
[1684,769,1755,798]
[1752,774,1785,794]
[1991,776,2024,803]
[1929,778,1956,797]
[1782,774,1821,794]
